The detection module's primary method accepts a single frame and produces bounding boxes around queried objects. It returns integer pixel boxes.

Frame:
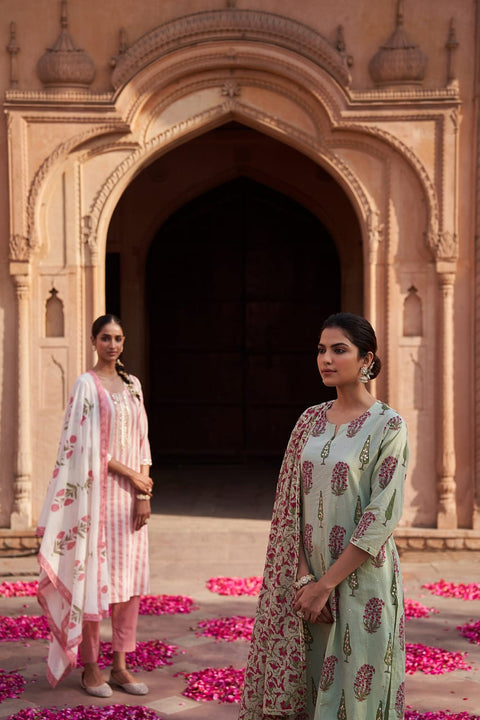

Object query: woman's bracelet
[136,493,151,500]
[293,573,316,589]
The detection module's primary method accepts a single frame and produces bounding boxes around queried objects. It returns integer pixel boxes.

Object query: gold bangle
[136,494,151,500]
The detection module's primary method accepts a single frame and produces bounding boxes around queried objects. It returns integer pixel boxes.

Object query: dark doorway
[146,176,340,464]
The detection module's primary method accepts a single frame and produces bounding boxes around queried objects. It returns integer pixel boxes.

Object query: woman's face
[92,321,124,364]
[317,326,372,388]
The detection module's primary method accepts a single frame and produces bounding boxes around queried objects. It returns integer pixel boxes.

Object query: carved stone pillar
[435,260,457,528]
[10,262,33,529]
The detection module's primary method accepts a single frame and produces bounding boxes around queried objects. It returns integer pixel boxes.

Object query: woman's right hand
[129,470,153,495]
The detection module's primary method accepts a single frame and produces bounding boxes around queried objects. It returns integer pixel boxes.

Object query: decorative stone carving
[445,18,459,87]
[429,231,458,261]
[111,10,351,90]
[37,0,96,90]
[335,25,353,68]
[9,235,30,262]
[369,0,427,87]
[221,79,241,98]
[6,21,20,89]
[110,27,128,69]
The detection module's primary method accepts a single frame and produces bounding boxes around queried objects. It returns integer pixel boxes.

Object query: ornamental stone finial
[7,21,20,89]
[36,0,96,90]
[445,18,459,86]
[369,0,427,87]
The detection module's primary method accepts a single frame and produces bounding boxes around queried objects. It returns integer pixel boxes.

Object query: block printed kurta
[37,370,151,686]
[239,401,408,720]
[301,400,408,720]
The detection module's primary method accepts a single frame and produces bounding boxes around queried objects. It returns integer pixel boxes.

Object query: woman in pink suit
[37,314,153,697]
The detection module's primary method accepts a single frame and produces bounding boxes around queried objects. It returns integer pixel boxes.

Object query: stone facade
[0,0,478,548]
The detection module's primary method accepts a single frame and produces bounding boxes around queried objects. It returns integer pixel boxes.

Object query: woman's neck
[93,361,117,376]
[333,385,374,412]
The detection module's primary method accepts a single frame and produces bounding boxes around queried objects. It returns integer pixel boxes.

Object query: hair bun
[370,354,382,379]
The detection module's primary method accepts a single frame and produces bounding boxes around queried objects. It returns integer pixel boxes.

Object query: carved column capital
[9,235,31,263]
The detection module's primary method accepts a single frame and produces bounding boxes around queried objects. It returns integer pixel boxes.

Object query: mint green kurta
[300,400,409,720]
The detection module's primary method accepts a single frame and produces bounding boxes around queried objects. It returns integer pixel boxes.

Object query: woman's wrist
[293,573,316,589]
[136,493,151,501]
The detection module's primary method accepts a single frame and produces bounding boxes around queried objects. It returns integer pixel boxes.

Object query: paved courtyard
[0,465,479,719]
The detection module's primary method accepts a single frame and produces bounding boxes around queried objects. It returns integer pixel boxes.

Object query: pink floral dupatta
[37,371,110,687]
[239,404,325,719]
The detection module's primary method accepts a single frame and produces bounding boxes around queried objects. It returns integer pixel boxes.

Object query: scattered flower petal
[0,615,50,642]
[206,577,262,596]
[195,616,254,642]
[0,581,38,598]
[422,580,480,601]
[176,666,245,703]
[457,620,480,646]
[7,705,161,719]
[138,595,197,615]
[405,713,479,720]
[0,668,26,701]
[406,643,472,675]
[78,640,178,672]
[405,598,439,620]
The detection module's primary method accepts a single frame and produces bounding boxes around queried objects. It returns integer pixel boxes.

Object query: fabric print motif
[398,614,405,651]
[331,461,349,496]
[383,489,397,526]
[343,624,352,662]
[354,496,362,525]
[378,456,398,488]
[384,633,393,673]
[53,516,91,555]
[330,587,340,620]
[347,570,359,596]
[80,398,94,426]
[54,434,78,471]
[303,523,313,556]
[387,415,402,431]
[337,689,347,719]
[359,435,370,469]
[320,438,333,465]
[50,471,93,512]
[302,460,314,494]
[354,663,375,701]
[352,511,376,541]
[311,403,331,437]
[363,597,385,633]
[328,525,346,560]
[394,681,405,719]
[346,410,371,438]
[371,544,386,568]
[318,655,338,692]
[318,491,324,527]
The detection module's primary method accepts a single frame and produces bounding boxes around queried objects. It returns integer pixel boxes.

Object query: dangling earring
[359,361,375,384]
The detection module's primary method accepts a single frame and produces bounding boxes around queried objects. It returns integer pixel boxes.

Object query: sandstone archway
[5,8,462,535]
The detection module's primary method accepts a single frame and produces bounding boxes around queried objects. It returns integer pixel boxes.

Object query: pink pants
[79,596,140,664]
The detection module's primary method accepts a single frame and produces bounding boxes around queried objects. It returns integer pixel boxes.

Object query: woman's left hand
[134,498,151,531]
[294,579,334,624]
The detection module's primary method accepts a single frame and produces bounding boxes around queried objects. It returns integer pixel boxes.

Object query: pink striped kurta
[105,380,151,602]
[37,370,151,686]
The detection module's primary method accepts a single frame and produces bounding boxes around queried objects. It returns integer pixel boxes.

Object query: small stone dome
[37,1,96,90]
[369,5,427,86]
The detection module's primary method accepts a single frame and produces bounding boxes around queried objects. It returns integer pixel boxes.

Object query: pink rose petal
[206,576,262,596]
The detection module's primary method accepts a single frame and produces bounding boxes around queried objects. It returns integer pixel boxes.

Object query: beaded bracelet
[293,573,316,589]
[136,494,151,500]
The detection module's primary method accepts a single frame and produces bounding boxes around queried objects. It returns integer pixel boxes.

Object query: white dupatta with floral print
[239,404,325,719]
[37,371,110,687]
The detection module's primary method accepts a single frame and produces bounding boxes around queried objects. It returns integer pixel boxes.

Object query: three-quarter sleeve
[350,415,409,557]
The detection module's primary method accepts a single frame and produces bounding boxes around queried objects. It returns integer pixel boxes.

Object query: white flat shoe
[80,672,113,698]
[109,669,149,695]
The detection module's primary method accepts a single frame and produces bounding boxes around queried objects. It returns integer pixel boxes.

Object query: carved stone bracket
[82,214,98,265]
